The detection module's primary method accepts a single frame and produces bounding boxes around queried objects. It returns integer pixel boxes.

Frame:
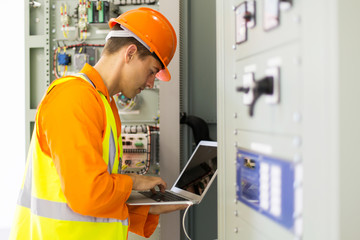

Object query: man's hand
[149,204,189,215]
[127,174,167,192]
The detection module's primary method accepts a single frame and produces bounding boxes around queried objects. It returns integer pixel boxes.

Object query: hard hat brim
[156,67,171,82]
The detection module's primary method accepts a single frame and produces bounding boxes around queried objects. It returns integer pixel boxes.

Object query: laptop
[126,141,217,205]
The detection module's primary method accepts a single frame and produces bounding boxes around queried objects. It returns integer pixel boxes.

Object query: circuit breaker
[217,0,360,240]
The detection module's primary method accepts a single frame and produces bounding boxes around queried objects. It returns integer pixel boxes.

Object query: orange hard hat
[108,7,177,82]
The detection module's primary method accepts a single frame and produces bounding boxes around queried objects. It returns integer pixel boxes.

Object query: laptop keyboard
[139,191,189,202]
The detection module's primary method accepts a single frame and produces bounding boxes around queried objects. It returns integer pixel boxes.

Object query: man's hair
[102,24,164,69]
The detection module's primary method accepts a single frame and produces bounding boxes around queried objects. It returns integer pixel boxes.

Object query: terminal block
[87,1,111,23]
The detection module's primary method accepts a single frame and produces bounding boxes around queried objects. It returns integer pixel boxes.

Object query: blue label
[236,148,295,233]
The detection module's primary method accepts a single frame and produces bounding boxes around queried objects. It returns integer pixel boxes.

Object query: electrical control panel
[218,0,303,239]
[218,0,360,239]
[121,125,160,175]
[122,133,149,172]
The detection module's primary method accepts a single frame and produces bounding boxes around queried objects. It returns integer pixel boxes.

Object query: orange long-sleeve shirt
[37,63,158,237]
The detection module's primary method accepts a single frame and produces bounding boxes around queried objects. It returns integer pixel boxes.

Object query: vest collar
[80,63,111,102]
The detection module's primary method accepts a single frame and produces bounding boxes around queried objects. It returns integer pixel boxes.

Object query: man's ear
[125,44,137,63]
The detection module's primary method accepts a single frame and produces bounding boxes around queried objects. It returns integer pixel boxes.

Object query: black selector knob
[236,76,274,117]
[249,76,274,116]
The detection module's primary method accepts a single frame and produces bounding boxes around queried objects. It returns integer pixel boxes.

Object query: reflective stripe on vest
[10,74,128,240]
[17,136,127,224]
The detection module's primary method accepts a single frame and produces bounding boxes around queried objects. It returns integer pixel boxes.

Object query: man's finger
[158,183,166,192]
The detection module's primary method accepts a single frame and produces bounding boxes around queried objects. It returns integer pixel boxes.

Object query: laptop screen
[174,143,217,196]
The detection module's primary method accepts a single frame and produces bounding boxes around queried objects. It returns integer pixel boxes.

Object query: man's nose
[146,76,155,89]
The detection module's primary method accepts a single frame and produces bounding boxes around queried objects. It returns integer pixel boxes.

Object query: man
[10,7,186,239]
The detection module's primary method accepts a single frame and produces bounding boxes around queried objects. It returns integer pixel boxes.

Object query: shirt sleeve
[38,79,132,220]
[128,205,160,238]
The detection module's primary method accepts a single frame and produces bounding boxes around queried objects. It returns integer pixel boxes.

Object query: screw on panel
[234,210,238,217]
[232,44,237,50]
[233,74,237,79]
[234,112,238,118]
[234,129,238,135]
[234,227,238,233]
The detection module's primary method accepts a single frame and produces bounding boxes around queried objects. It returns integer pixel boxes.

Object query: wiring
[142,125,151,174]
[115,93,138,112]
[182,203,193,240]
[53,43,104,79]
[78,0,89,40]
[60,4,70,38]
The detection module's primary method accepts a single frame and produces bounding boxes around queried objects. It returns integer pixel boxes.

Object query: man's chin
[122,93,134,99]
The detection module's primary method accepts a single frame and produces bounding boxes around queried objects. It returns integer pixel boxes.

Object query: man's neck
[94,54,124,96]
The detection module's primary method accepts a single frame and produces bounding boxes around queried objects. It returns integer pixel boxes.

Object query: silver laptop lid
[171,141,217,203]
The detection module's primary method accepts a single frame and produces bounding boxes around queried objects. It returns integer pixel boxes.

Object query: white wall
[0,0,25,239]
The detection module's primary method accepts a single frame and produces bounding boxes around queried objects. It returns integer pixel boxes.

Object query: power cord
[182,203,194,240]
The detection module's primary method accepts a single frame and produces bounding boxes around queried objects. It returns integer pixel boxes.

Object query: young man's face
[121,53,162,99]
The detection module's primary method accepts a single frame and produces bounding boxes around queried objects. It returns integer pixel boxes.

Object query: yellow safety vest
[9,74,127,240]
